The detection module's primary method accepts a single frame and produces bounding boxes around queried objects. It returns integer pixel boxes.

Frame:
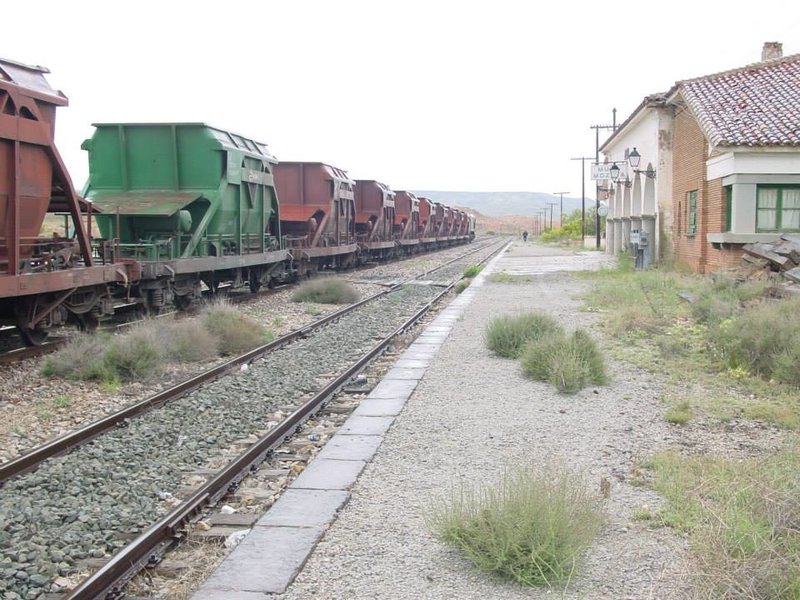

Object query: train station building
[601,42,800,273]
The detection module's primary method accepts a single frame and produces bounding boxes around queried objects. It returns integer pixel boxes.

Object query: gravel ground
[279,243,697,600]
[0,241,503,600]
[0,241,492,465]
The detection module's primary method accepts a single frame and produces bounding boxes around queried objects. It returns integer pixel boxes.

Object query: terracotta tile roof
[679,54,800,147]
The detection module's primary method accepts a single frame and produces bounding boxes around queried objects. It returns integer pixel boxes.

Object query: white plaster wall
[708,151,800,179]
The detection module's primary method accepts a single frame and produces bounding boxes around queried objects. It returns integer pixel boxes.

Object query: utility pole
[590,108,617,249]
[546,202,558,230]
[552,192,570,226]
[570,156,593,239]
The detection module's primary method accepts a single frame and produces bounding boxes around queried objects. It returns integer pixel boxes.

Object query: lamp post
[553,192,570,226]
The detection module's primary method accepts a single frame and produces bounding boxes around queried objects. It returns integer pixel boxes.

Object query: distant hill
[411,191,589,218]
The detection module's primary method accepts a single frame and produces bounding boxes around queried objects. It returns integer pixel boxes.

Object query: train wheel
[76,314,100,333]
[175,294,194,311]
[19,326,49,347]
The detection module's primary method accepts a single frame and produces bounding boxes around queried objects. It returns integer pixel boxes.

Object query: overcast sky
[5,1,799,198]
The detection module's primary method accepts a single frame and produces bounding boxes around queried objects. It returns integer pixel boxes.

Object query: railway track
[0,239,506,600]
[0,240,494,364]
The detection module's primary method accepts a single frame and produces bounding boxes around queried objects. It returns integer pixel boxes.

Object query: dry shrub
[202,302,272,355]
[160,320,218,363]
[291,278,359,304]
[104,323,163,381]
[41,333,114,381]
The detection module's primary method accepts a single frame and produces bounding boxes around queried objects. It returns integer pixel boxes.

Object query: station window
[757,186,800,232]
[724,185,732,232]
[687,190,698,237]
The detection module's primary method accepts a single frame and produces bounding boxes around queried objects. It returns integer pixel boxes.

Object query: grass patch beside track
[291,278,359,304]
[42,302,271,383]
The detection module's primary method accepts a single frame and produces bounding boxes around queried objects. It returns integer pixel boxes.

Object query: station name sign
[590,163,613,181]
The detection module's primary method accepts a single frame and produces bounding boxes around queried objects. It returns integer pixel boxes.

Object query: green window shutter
[688,191,697,236]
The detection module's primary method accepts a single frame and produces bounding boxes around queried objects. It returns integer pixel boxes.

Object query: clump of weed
[454,279,471,294]
[427,465,604,588]
[202,302,272,355]
[665,399,693,425]
[291,278,359,304]
[520,329,607,394]
[103,324,163,381]
[485,312,563,359]
[41,333,115,381]
[159,320,218,363]
[463,264,483,278]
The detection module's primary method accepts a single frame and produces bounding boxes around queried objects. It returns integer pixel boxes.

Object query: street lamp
[626,147,657,179]
[609,163,631,188]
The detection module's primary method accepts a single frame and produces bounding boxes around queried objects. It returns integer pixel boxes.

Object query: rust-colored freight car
[273,162,359,274]
[393,191,420,253]
[0,58,128,343]
[354,180,396,258]
[417,197,436,242]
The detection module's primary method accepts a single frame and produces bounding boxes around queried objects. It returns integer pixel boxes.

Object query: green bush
[665,399,693,425]
[520,336,564,381]
[291,278,359,304]
[546,344,592,394]
[463,264,483,278]
[104,325,163,381]
[203,303,272,355]
[712,298,800,385]
[428,466,603,587]
[454,279,471,294]
[485,313,563,359]
[520,329,607,394]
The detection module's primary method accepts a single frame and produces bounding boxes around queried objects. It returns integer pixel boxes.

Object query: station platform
[192,243,688,600]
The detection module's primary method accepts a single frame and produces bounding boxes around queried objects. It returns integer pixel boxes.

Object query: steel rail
[0,239,502,484]
[61,236,508,600]
[0,287,393,484]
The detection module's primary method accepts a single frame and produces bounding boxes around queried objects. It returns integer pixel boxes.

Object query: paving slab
[197,525,324,595]
[383,367,426,380]
[291,457,366,490]
[400,347,437,360]
[316,434,384,461]
[338,414,395,436]
[257,489,349,528]
[367,378,418,399]
[353,397,407,417]
[393,358,430,369]
[191,589,269,600]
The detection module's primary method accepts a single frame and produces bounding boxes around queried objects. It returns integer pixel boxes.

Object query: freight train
[0,58,475,345]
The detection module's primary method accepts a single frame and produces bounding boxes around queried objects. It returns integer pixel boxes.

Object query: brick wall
[671,107,707,272]
[671,105,744,273]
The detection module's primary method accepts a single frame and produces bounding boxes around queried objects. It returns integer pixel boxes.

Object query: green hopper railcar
[82,123,291,311]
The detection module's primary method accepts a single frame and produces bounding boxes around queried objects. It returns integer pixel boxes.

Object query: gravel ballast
[278,244,695,599]
[0,242,502,600]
